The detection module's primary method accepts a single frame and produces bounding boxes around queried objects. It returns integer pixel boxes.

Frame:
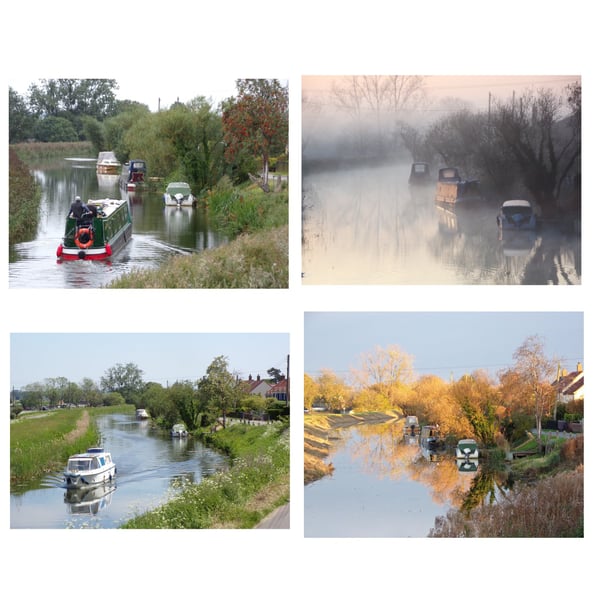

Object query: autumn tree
[222,79,288,191]
[304,373,319,411]
[316,369,350,413]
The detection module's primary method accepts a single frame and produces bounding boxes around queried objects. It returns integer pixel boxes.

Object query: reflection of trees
[459,468,510,515]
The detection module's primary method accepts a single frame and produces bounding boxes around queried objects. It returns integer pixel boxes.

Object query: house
[240,374,272,398]
[552,362,584,402]
[266,378,289,404]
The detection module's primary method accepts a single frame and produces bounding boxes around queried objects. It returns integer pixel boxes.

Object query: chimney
[562,368,568,378]
[577,362,582,372]
[248,374,253,381]
[257,374,260,381]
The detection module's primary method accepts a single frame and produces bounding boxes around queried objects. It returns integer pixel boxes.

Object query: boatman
[68,196,86,219]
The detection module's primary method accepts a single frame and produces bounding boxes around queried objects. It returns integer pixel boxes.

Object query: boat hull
[63,464,117,489]
[455,439,479,459]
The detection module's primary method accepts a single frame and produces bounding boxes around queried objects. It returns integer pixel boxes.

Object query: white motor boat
[63,447,116,489]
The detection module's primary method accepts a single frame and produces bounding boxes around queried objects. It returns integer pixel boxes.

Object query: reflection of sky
[304,428,457,538]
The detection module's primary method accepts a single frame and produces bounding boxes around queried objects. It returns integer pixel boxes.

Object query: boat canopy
[166,182,192,195]
[97,151,119,163]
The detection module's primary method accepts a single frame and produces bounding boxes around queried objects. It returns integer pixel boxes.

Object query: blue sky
[10,333,289,389]
[304,312,583,383]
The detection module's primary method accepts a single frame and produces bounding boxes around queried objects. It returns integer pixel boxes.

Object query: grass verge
[121,421,289,529]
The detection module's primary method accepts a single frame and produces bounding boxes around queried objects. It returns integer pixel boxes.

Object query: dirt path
[63,411,90,443]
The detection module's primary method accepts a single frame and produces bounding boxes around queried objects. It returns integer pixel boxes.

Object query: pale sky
[305,312,584,383]
[10,332,289,389]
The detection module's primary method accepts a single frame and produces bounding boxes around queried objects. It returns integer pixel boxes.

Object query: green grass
[121,421,289,529]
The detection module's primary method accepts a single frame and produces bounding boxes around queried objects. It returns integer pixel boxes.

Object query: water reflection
[302,163,581,284]
[64,484,116,516]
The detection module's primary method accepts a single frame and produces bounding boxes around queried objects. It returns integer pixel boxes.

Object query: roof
[266,378,288,396]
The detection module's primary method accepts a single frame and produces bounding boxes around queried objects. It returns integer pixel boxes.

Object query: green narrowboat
[56,198,133,261]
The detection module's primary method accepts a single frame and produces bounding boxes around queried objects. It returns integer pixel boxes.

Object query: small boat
[455,438,479,459]
[496,199,537,230]
[171,424,188,438]
[420,425,445,450]
[96,151,121,175]
[435,167,482,204]
[56,197,132,261]
[63,447,116,489]
[121,159,147,192]
[136,408,150,420]
[163,182,197,207]
[403,415,421,436]
[408,162,432,185]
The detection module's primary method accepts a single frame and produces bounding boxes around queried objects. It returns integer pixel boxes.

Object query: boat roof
[166,182,192,193]
[502,199,531,207]
[70,448,111,458]
[97,151,118,161]
[85,197,129,218]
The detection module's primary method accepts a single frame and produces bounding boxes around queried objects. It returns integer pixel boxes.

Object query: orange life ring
[74,227,94,249]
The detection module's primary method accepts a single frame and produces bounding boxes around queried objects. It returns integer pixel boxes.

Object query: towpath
[255,503,290,529]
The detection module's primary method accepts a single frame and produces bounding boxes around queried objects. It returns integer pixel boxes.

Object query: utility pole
[286,354,290,407]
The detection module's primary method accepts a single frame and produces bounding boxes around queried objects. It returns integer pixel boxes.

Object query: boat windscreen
[67,459,92,472]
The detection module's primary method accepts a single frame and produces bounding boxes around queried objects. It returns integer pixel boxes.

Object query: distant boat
[435,167,482,205]
[136,408,150,420]
[408,162,432,186]
[63,447,116,489]
[120,159,147,192]
[96,151,121,175]
[171,424,188,438]
[420,425,445,450]
[403,415,420,436]
[455,438,479,459]
[163,182,197,207]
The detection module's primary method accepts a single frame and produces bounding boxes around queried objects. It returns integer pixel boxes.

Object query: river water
[9,158,230,288]
[304,421,483,537]
[10,413,229,528]
[302,163,581,284]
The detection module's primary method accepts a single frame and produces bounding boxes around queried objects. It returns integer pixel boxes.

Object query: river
[302,163,581,284]
[10,413,229,528]
[9,158,230,288]
[304,421,494,537]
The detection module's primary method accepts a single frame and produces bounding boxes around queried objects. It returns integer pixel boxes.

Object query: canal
[9,158,230,288]
[304,421,492,537]
[302,162,581,284]
[10,413,229,528]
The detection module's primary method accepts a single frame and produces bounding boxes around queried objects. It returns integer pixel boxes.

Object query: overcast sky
[305,312,583,383]
[10,332,289,389]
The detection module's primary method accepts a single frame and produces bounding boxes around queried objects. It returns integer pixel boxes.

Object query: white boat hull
[63,464,116,489]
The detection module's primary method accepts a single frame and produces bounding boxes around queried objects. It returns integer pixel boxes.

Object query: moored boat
[171,423,188,438]
[420,425,445,450]
[63,447,116,489]
[408,162,432,186]
[455,438,479,459]
[120,159,147,192]
[403,415,421,436]
[96,151,121,175]
[136,408,150,420]
[496,199,537,230]
[163,181,197,207]
[435,167,482,205]
[56,197,132,261]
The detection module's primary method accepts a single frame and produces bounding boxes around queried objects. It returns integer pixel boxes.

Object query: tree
[100,362,144,405]
[317,369,350,413]
[9,88,35,143]
[222,79,288,191]
[268,367,285,383]
[197,355,240,427]
[304,374,319,411]
[168,381,202,432]
[508,335,557,447]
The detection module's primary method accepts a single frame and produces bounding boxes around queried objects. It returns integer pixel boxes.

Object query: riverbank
[121,421,290,528]
[304,411,401,484]
[10,405,131,489]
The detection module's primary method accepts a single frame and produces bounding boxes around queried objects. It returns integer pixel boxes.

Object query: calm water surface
[302,163,581,284]
[10,413,229,528]
[9,159,230,288]
[304,421,479,537]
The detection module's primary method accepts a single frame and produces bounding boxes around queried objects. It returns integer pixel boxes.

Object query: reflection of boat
[171,424,188,438]
[120,159,147,192]
[136,408,150,420]
[456,458,479,472]
[163,181,197,207]
[435,167,482,205]
[420,425,445,450]
[96,151,121,174]
[63,448,116,489]
[56,197,132,261]
[64,483,116,515]
[497,199,536,230]
[456,438,479,459]
[96,173,120,190]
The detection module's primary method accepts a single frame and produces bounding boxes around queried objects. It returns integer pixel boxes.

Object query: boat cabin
[408,162,431,185]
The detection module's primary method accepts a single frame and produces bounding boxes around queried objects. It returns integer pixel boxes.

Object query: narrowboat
[63,448,116,489]
[496,199,537,230]
[435,167,482,205]
[171,424,188,438]
[120,159,147,192]
[420,425,445,450]
[163,181,197,207]
[403,415,421,436]
[56,197,132,261]
[408,162,432,185]
[96,151,121,175]
[455,438,479,459]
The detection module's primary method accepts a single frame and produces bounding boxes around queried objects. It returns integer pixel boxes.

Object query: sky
[304,312,584,383]
[10,332,289,389]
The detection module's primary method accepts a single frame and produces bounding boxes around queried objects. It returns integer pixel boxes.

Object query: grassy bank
[9,148,42,245]
[121,421,289,528]
[304,411,400,484]
[9,406,129,488]
[108,224,288,288]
